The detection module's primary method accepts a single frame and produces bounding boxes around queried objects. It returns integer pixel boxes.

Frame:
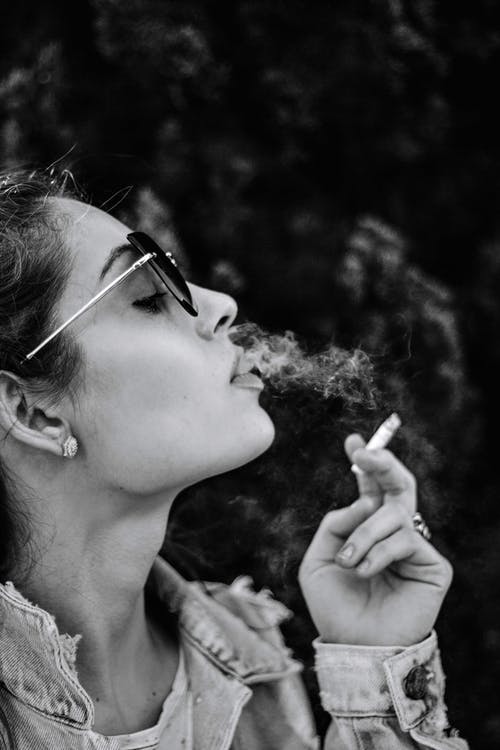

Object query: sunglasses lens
[127,232,198,316]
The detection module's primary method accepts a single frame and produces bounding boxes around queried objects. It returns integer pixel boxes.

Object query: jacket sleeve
[314,632,469,749]
[205,576,469,749]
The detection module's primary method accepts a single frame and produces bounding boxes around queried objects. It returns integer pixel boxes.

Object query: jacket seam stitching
[180,625,301,684]
[181,628,245,681]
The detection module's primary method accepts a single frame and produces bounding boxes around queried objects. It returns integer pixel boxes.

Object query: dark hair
[0,168,83,583]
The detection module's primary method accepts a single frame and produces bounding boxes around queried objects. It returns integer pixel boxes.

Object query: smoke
[229,321,378,409]
[168,321,446,599]
[168,321,389,593]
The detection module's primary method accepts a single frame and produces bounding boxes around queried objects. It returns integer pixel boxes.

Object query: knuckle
[401,527,416,546]
[320,509,339,528]
[391,503,410,524]
[357,495,377,515]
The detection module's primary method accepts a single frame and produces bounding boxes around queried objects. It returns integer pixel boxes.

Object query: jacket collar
[0,579,93,726]
[149,557,300,684]
[0,557,299,729]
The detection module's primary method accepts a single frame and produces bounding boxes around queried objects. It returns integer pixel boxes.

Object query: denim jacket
[0,557,469,749]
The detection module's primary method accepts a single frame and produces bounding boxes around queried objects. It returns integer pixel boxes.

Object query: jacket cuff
[314,632,450,732]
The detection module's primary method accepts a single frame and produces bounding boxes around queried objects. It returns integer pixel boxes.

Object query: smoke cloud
[229,321,378,409]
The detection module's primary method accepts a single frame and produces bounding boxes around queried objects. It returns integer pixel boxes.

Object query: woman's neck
[17,477,180,731]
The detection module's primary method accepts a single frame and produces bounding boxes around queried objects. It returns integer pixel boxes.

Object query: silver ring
[412,512,431,541]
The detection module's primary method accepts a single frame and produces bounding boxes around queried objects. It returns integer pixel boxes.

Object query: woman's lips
[231,372,264,390]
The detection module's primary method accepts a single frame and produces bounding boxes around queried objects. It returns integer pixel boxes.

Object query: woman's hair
[0,168,83,582]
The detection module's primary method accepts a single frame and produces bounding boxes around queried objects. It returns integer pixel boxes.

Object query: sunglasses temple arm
[24,253,155,363]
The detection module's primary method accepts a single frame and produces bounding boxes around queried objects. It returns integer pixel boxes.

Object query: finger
[344,433,366,461]
[335,502,412,568]
[344,433,381,500]
[302,496,378,566]
[350,447,417,513]
[354,527,449,583]
[355,527,419,576]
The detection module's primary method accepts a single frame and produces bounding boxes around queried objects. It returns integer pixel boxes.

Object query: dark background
[1,1,499,745]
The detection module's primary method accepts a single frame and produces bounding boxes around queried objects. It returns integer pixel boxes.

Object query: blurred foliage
[1,0,499,745]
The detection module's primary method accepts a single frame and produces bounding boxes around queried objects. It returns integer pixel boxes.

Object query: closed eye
[133,292,168,314]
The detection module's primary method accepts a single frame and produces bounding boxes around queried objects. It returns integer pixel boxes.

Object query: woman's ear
[0,371,73,458]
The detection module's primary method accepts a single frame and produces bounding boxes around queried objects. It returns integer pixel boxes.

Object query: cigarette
[351,413,402,475]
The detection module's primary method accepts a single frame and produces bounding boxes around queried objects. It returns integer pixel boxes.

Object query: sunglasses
[22,231,198,365]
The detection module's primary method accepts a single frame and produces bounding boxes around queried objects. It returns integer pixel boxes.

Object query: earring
[62,436,78,459]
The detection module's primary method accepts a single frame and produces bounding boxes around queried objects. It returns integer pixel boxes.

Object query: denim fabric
[315,635,469,749]
[0,558,468,749]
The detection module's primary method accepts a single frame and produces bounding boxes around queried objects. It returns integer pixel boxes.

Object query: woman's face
[54,198,275,497]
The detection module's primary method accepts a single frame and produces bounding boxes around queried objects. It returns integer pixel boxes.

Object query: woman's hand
[298,434,453,646]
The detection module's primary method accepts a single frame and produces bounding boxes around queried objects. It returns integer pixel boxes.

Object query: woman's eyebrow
[99,243,137,282]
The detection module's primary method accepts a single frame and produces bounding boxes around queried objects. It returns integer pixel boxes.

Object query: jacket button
[403,665,430,700]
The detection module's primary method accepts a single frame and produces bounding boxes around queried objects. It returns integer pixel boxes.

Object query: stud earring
[62,436,78,459]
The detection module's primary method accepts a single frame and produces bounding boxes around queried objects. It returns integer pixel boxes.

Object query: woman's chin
[214,416,276,475]
[242,419,276,464]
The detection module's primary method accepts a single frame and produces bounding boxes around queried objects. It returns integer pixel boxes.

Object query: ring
[412,512,431,541]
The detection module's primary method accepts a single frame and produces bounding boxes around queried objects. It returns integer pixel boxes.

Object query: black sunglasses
[127,232,198,317]
[22,231,198,364]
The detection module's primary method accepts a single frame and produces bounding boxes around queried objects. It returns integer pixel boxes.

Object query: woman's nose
[192,284,238,340]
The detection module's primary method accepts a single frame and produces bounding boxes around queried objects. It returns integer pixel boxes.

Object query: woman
[0,170,468,749]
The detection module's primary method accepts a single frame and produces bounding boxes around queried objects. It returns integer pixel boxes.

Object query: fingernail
[336,544,354,562]
[357,559,370,573]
